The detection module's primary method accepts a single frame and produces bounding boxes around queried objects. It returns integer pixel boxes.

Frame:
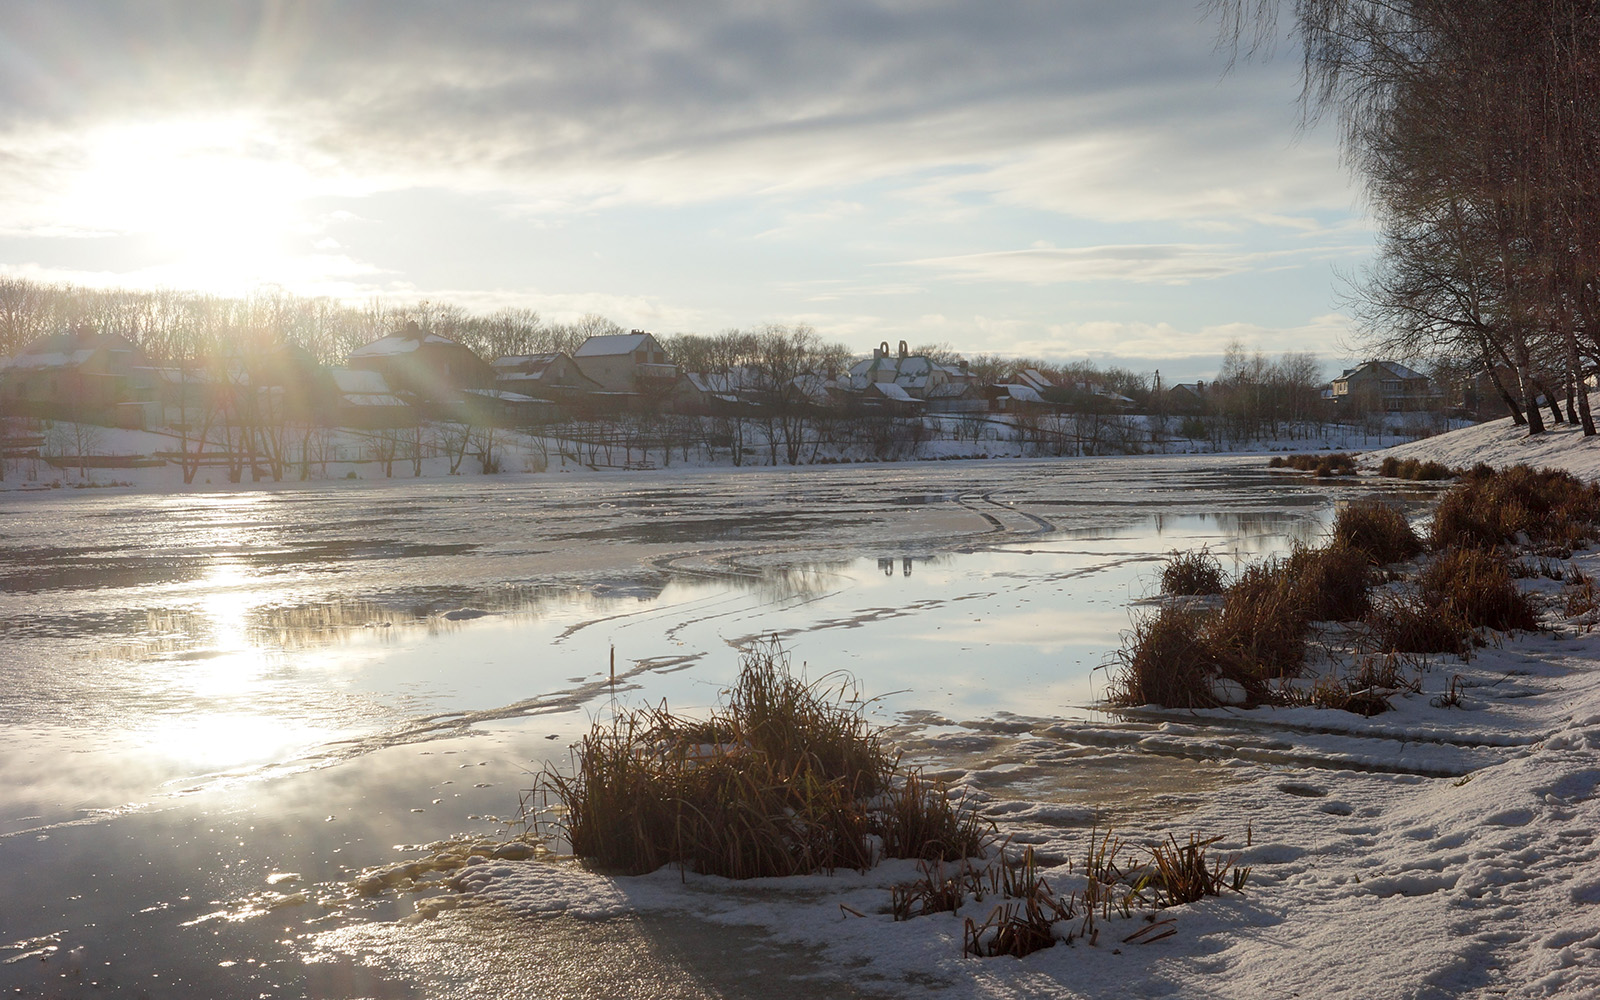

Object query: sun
[66,115,316,293]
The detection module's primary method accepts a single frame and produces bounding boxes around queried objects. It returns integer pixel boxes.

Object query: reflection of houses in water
[877,556,916,577]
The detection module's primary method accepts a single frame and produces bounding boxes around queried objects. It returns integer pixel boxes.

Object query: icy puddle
[0,456,1458,998]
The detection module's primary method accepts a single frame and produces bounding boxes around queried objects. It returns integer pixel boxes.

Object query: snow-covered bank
[448,427,1600,999]
[463,592,1600,998]
[0,413,1448,493]
[1371,397,1600,482]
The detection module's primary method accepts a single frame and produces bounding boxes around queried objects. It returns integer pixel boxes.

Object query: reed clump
[1430,464,1600,552]
[536,640,990,878]
[1287,653,1421,716]
[1269,453,1358,477]
[1377,456,1456,481]
[1363,591,1473,656]
[1108,605,1223,708]
[1210,560,1309,681]
[1285,541,1372,623]
[1110,560,1314,709]
[1159,547,1225,596]
[1331,501,1424,564]
[1416,547,1540,633]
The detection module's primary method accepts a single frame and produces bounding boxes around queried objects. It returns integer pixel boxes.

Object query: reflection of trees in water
[1149,512,1324,550]
[102,585,590,658]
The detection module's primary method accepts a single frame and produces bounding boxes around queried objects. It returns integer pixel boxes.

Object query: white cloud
[899,243,1368,286]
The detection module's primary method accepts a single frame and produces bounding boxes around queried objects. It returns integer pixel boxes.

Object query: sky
[0,1,1374,381]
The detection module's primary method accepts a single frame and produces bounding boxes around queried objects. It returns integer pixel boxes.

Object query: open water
[0,456,1439,997]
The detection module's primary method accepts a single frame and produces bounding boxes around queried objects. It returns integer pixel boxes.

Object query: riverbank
[0,413,1448,493]
[435,418,1600,999]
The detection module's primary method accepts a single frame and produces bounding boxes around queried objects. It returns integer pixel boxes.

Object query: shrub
[1160,547,1225,596]
[1431,464,1600,552]
[1211,561,1309,682]
[1416,547,1540,632]
[1331,501,1424,564]
[1274,453,1357,476]
[537,641,990,877]
[1363,592,1473,656]
[1285,541,1371,622]
[1378,456,1456,481]
[1106,606,1221,709]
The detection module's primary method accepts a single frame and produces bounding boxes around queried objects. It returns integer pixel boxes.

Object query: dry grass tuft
[535,640,990,878]
[1160,547,1225,596]
[1143,834,1251,905]
[1270,452,1358,476]
[1286,542,1372,622]
[1417,547,1540,633]
[1288,652,1422,716]
[1377,456,1456,481]
[1363,591,1473,656]
[1210,560,1309,682]
[1106,606,1228,709]
[1431,464,1600,552]
[1331,501,1424,565]
[1109,559,1315,709]
[945,831,1249,959]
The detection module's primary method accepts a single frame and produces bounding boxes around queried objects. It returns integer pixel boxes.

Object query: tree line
[0,277,623,364]
[1219,0,1600,435]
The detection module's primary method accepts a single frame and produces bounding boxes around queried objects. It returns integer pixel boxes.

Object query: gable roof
[574,333,653,357]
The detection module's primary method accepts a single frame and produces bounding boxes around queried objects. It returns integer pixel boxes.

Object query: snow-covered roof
[350,328,465,359]
[465,388,554,404]
[1017,369,1054,392]
[1376,360,1427,380]
[574,334,651,357]
[870,382,917,403]
[492,353,562,372]
[999,384,1044,403]
[8,347,97,371]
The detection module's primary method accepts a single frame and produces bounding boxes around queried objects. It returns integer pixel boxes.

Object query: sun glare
[68,116,314,293]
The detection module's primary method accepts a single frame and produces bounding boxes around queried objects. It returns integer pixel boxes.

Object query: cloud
[0,2,1346,226]
[899,242,1368,285]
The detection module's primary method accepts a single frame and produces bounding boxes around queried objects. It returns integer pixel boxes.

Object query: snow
[457,413,1600,998]
[349,331,461,357]
[573,333,651,357]
[1370,397,1600,482]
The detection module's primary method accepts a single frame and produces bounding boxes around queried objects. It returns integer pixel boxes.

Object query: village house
[1162,381,1207,415]
[348,322,493,419]
[328,367,414,429]
[1329,361,1438,413]
[839,340,985,412]
[0,326,158,428]
[571,331,678,398]
[491,353,603,413]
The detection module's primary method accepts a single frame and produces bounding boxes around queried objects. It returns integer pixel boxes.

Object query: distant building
[572,332,678,395]
[491,353,603,410]
[328,367,414,428]
[839,341,981,411]
[1329,361,1438,413]
[1163,382,1207,415]
[0,326,158,428]
[348,322,492,419]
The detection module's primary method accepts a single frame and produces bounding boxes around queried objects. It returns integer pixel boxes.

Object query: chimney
[876,341,889,359]
[898,340,908,359]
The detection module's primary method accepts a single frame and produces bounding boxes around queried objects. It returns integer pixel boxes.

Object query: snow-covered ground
[444,412,1600,999]
[0,411,1450,492]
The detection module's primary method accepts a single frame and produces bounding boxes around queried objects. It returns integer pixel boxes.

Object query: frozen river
[0,456,1438,997]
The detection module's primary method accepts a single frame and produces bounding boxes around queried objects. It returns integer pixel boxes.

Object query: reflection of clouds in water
[139,711,329,772]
